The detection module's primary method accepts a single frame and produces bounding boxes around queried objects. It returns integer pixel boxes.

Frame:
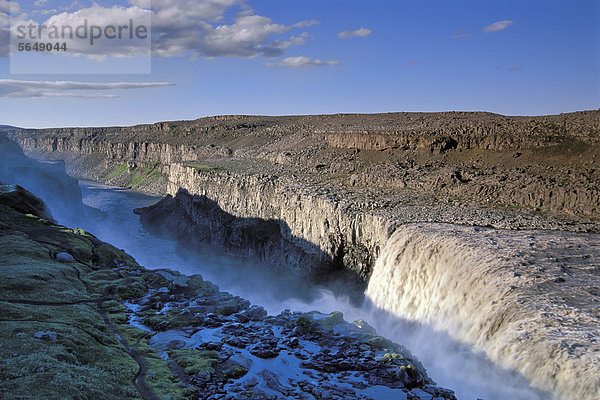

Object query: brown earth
[4,109,600,222]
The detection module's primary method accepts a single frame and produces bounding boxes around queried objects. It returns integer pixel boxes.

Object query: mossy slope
[0,187,188,399]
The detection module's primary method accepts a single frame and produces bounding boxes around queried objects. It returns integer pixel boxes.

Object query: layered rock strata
[0,183,457,400]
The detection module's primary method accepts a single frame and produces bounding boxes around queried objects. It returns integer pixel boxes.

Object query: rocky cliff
[0,133,99,226]
[0,179,457,400]
[3,112,600,399]
[4,111,600,279]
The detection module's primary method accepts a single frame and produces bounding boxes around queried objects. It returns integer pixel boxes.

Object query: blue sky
[0,0,598,128]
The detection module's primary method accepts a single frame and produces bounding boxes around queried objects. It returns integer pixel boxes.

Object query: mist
[0,133,98,226]
[66,180,548,400]
[0,131,550,399]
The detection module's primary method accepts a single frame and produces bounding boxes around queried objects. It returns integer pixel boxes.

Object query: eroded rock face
[5,110,600,221]
[134,188,363,280]
[0,183,457,400]
[4,112,600,282]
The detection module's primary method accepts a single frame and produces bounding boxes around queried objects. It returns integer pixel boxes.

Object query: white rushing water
[72,181,560,400]
[364,224,600,400]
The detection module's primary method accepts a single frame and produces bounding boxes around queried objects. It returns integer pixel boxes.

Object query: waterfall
[364,224,600,400]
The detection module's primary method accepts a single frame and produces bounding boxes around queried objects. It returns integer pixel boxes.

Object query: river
[70,180,547,400]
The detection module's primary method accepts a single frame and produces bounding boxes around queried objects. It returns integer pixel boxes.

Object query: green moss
[0,302,119,346]
[318,311,345,330]
[223,366,248,380]
[0,320,140,399]
[143,271,174,287]
[0,249,90,303]
[295,314,313,328]
[141,309,198,331]
[84,271,147,300]
[168,349,218,375]
[384,352,403,360]
[108,163,128,179]
[216,299,240,316]
[187,274,219,296]
[112,322,190,399]
[129,162,161,188]
[363,336,396,351]
[0,187,195,399]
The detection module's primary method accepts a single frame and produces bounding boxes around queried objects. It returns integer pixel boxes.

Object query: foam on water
[76,181,595,400]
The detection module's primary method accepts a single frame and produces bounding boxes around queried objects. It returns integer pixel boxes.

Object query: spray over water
[365,224,600,400]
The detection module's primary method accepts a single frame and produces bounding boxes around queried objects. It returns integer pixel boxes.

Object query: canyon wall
[7,135,393,280]
[5,110,600,279]
[164,163,393,279]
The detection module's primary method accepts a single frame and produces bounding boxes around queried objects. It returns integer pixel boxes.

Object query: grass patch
[108,163,128,179]
[130,162,161,187]
[167,349,219,375]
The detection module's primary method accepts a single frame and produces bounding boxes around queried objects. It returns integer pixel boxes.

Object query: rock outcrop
[0,183,456,400]
[134,188,349,280]
[3,111,600,279]
[0,183,54,221]
[3,112,599,399]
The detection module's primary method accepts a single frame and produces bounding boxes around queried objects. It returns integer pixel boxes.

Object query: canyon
[2,109,600,399]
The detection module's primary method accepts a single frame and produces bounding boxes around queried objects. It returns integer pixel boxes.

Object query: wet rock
[55,252,75,262]
[205,342,222,351]
[166,339,186,350]
[422,385,456,398]
[353,319,377,334]
[234,313,250,323]
[245,305,267,321]
[249,342,280,359]
[33,331,57,341]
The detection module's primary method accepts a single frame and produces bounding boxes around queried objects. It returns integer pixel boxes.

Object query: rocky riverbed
[0,182,456,400]
[2,111,599,399]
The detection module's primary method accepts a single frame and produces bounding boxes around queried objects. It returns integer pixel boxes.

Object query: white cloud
[0,79,174,98]
[60,1,80,12]
[483,20,514,33]
[128,0,151,8]
[338,27,372,39]
[129,0,317,59]
[267,56,339,68]
[0,0,19,13]
[199,14,290,58]
[269,32,310,51]
[37,4,151,58]
[4,1,320,61]
[34,0,48,7]
[7,4,152,60]
[292,19,319,28]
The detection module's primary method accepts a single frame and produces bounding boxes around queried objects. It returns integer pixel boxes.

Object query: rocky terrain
[2,110,600,399]
[4,111,599,280]
[0,180,456,400]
